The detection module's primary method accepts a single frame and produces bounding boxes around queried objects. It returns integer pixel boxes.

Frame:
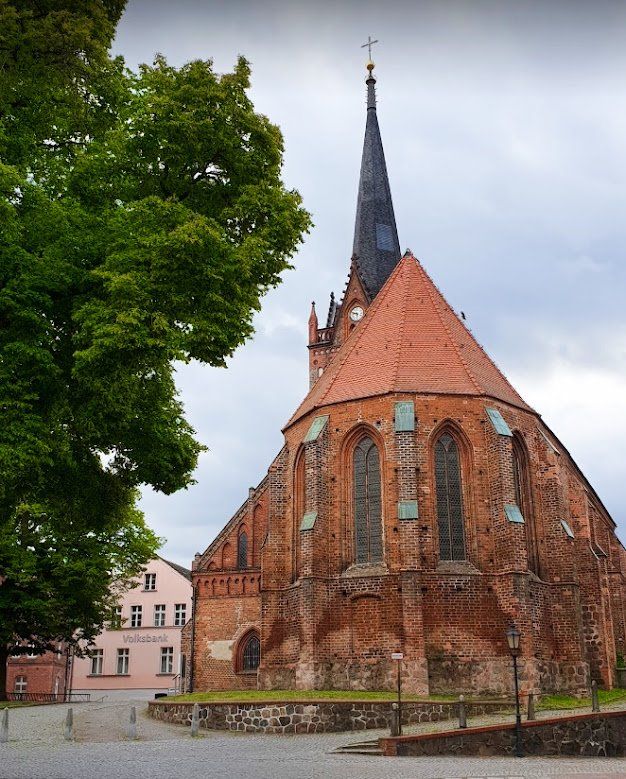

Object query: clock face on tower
[349,305,364,322]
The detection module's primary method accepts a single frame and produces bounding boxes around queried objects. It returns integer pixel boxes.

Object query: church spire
[352,56,401,300]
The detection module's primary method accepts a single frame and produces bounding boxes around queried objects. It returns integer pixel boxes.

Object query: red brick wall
[191,390,625,695]
[7,650,67,696]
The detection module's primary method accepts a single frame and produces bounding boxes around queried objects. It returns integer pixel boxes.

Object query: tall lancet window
[353,436,383,564]
[237,531,248,570]
[512,435,540,576]
[435,433,466,561]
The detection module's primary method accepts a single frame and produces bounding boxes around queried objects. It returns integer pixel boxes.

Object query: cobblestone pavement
[1,699,625,779]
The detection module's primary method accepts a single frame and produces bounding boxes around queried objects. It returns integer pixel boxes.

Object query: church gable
[193,479,268,575]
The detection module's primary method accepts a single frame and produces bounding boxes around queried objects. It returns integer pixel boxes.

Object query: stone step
[333,739,383,755]
[334,747,383,756]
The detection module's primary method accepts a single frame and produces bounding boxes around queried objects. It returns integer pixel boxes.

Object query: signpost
[391,652,404,736]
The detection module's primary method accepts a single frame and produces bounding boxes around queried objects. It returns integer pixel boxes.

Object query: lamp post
[506,626,523,758]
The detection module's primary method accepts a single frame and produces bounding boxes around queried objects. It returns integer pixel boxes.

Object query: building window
[239,633,261,672]
[14,676,27,694]
[353,436,383,564]
[90,649,103,676]
[154,604,166,627]
[434,432,466,561]
[26,644,37,658]
[116,648,129,675]
[238,532,248,570]
[174,604,187,627]
[160,647,174,674]
[110,605,123,629]
[144,572,156,591]
[130,605,142,628]
[512,434,540,576]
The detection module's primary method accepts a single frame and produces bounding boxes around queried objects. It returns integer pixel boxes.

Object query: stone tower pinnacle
[352,60,401,299]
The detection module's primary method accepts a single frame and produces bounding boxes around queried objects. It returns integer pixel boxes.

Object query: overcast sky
[113,0,626,565]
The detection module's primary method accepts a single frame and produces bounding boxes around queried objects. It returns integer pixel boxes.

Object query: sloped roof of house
[159,556,192,581]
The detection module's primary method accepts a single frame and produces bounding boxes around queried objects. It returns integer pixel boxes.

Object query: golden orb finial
[366,60,375,73]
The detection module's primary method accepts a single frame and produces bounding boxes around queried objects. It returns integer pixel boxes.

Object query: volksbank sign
[122,633,170,644]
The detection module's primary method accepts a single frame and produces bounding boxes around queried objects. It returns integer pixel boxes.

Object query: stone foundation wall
[148,699,511,734]
[381,711,626,757]
[262,658,428,695]
[428,655,590,697]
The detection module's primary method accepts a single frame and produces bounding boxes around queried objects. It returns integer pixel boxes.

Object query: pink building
[73,557,192,695]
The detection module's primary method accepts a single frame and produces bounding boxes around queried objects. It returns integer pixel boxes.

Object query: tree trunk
[0,645,8,701]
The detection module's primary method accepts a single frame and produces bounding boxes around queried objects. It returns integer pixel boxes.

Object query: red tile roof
[288,252,530,426]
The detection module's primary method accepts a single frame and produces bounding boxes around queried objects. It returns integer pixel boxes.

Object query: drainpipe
[188,582,198,693]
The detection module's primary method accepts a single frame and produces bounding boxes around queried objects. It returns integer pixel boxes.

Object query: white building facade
[73,557,192,694]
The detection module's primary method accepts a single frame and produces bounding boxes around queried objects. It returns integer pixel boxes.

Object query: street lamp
[506,626,523,758]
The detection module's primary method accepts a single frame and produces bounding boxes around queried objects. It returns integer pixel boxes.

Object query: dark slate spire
[352,62,401,299]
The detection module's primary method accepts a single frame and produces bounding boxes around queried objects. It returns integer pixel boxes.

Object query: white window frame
[174,603,187,627]
[116,648,129,675]
[160,647,174,674]
[111,605,123,629]
[153,604,166,627]
[90,649,103,676]
[14,675,27,693]
[144,572,156,591]
[130,605,142,628]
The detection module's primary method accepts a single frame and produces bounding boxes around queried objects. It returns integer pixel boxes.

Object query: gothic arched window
[434,432,466,561]
[512,435,540,576]
[237,532,248,570]
[353,436,383,564]
[240,632,260,672]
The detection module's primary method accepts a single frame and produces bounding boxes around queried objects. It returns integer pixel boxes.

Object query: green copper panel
[486,407,513,437]
[504,504,525,524]
[300,511,317,531]
[394,401,415,432]
[303,415,329,443]
[398,500,419,520]
[560,519,575,539]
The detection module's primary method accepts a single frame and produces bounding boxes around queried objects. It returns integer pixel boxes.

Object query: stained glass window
[238,532,248,570]
[242,634,260,672]
[354,436,383,563]
[435,433,466,561]
[512,437,540,575]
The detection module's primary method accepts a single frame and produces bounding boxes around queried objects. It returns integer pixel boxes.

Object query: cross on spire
[361,35,379,61]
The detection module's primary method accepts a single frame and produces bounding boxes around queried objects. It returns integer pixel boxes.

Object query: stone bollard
[127,706,137,740]
[591,680,600,713]
[64,708,74,741]
[1,708,8,744]
[389,703,400,737]
[190,703,200,737]
[458,695,467,729]
[527,693,536,721]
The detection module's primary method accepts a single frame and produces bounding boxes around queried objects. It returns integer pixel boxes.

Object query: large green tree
[0,1,310,697]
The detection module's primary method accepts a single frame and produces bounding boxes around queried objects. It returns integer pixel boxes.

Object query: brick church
[186,63,626,696]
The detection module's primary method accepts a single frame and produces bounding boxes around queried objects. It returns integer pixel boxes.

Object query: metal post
[527,692,535,721]
[512,654,523,758]
[190,703,200,737]
[127,706,137,740]
[591,680,600,713]
[458,694,467,729]
[188,583,198,693]
[396,659,402,736]
[1,708,8,744]
[64,708,74,741]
